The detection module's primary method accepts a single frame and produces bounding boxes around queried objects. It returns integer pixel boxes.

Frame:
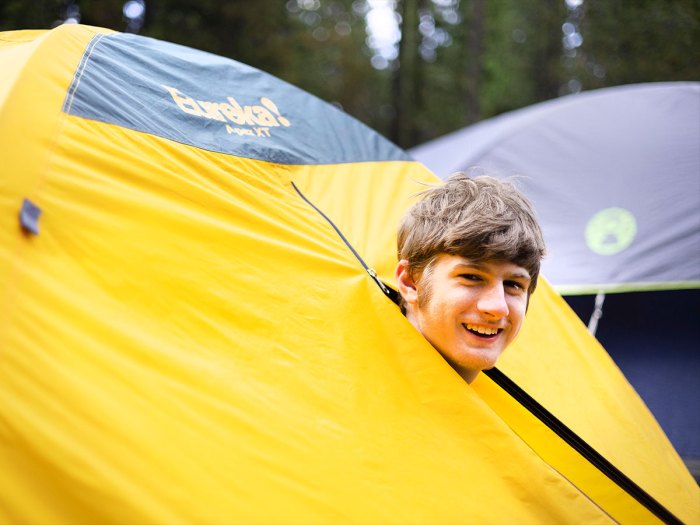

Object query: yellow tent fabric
[294,156,700,524]
[0,24,697,524]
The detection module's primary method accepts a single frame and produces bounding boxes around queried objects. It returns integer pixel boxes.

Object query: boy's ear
[395,259,418,306]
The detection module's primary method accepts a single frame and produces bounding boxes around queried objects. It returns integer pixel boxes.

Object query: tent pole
[588,292,606,336]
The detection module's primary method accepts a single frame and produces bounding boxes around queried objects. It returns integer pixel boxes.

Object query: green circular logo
[585,207,637,255]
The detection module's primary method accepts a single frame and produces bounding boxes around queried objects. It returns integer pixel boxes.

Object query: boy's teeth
[465,323,499,335]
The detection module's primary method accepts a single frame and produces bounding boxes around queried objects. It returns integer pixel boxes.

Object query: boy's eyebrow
[454,262,486,271]
[454,262,531,281]
[508,272,532,281]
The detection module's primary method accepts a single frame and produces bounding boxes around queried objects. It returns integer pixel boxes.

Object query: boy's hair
[397,172,546,294]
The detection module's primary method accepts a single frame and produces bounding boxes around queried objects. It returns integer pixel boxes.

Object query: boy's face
[396,254,531,382]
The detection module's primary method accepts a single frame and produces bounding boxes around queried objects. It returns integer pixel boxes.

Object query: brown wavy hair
[397,172,546,299]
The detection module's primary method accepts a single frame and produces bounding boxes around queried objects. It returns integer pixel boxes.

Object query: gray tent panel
[410,82,700,294]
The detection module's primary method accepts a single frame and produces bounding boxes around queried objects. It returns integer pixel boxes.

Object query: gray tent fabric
[409,82,700,295]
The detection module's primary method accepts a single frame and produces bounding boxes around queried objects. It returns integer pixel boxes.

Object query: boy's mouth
[463,323,502,338]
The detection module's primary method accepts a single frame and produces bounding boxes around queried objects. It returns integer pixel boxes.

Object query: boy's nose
[477,283,509,318]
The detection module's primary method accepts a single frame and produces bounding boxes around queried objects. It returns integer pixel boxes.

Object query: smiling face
[396,254,531,383]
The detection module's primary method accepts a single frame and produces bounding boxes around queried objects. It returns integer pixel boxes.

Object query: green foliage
[414,0,566,144]
[0,0,64,30]
[582,0,700,88]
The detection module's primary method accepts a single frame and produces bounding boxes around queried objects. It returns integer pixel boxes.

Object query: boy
[395,173,546,383]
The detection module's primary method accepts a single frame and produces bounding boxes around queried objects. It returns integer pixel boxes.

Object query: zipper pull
[366,267,400,305]
[365,267,387,292]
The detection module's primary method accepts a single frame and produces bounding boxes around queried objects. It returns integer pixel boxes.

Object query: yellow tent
[1,25,697,524]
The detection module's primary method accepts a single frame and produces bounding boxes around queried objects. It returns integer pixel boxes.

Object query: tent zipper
[484,367,683,525]
[291,182,400,305]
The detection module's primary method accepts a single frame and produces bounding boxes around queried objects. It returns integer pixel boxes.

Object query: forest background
[2,0,699,149]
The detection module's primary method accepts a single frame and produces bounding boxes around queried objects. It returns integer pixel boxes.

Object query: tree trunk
[392,0,419,148]
[464,0,485,124]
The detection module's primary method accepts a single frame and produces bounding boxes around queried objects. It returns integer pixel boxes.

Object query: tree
[392,0,421,148]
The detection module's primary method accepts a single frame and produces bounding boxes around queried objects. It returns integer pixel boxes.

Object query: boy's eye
[459,273,482,282]
[505,280,527,292]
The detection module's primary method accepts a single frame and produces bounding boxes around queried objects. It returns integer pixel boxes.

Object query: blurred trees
[1,0,698,148]
[580,1,700,88]
[410,0,567,144]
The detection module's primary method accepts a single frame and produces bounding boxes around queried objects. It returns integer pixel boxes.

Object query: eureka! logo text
[163,85,291,138]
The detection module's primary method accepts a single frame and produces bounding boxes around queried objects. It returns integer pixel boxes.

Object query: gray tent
[410,82,699,294]
[409,82,700,469]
